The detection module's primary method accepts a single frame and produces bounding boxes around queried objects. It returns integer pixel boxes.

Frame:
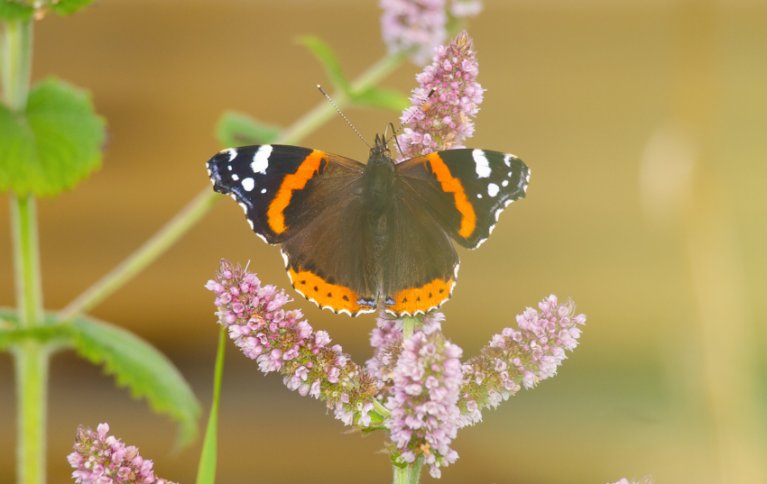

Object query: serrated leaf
[0,1,34,20]
[216,111,281,147]
[351,86,409,111]
[0,77,106,197]
[71,316,200,447]
[296,35,350,94]
[48,0,96,15]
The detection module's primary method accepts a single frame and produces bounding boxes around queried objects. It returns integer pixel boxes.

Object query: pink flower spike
[68,423,177,484]
[207,260,380,428]
[387,328,463,478]
[380,0,483,65]
[396,31,484,160]
[458,295,586,427]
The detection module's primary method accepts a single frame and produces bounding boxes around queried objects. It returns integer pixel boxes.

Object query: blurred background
[1,0,766,482]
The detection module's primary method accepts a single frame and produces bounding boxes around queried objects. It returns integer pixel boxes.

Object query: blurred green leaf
[216,111,281,147]
[351,86,409,111]
[296,35,350,94]
[0,77,106,197]
[48,0,96,15]
[0,1,34,20]
[71,316,200,447]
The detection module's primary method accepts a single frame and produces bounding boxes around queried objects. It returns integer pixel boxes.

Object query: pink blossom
[396,31,484,160]
[380,0,482,65]
[206,260,379,427]
[67,423,176,484]
[458,295,586,427]
[387,327,463,478]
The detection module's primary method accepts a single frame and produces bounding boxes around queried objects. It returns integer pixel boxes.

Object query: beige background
[1,0,766,482]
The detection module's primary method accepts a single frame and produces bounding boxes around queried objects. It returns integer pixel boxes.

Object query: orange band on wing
[267,150,325,234]
[425,153,476,239]
[386,277,455,316]
[288,267,370,315]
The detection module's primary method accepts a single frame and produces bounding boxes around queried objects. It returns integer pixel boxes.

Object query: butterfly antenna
[387,121,405,157]
[317,84,371,149]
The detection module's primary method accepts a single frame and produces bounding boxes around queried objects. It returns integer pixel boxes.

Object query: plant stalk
[4,17,48,484]
[392,456,423,484]
[196,326,227,484]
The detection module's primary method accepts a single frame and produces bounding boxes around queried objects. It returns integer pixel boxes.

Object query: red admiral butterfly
[207,135,530,317]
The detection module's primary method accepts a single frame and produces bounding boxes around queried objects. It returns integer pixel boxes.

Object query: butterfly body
[207,135,530,317]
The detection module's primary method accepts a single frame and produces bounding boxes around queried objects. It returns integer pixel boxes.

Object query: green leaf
[351,86,409,111]
[0,77,106,197]
[0,1,34,20]
[71,316,200,447]
[48,0,96,15]
[215,111,281,147]
[296,35,350,94]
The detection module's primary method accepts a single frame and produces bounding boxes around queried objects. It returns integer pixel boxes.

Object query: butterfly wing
[378,187,460,316]
[396,149,530,248]
[207,145,365,243]
[207,144,377,316]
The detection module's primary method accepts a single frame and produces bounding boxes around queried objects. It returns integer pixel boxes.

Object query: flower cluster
[458,295,586,427]
[67,423,176,484]
[387,323,463,478]
[205,260,380,427]
[380,0,482,65]
[396,31,484,160]
[207,261,586,479]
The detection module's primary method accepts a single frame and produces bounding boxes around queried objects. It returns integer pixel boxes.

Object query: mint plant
[0,1,588,483]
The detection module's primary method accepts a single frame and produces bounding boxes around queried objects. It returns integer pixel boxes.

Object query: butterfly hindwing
[279,174,379,316]
[396,149,530,248]
[379,184,459,316]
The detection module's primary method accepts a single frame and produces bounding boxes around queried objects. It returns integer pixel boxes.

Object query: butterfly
[206,134,530,317]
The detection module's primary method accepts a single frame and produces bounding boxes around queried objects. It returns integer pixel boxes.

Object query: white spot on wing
[487,183,500,197]
[221,148,237,162]
[241,177,255,192]
[502,180,509,187]
[503,153,512,167]
[231,174,239,181]
[260,188,267,194]
[251,145,273,174]
[472,149,491,178]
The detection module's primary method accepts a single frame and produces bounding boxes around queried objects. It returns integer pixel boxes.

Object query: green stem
[2,20,33,111]
[392,456,423,484]
[13,343,49,484]
[59,51,407,320]
[196,326,226,484]
[11,195,43,328]
[4,18,47,484]
[58,189,218,320]
[402,316,419,340]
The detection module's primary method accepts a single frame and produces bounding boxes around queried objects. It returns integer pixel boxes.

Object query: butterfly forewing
[396,149,530,248]
[207,145,365,244]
